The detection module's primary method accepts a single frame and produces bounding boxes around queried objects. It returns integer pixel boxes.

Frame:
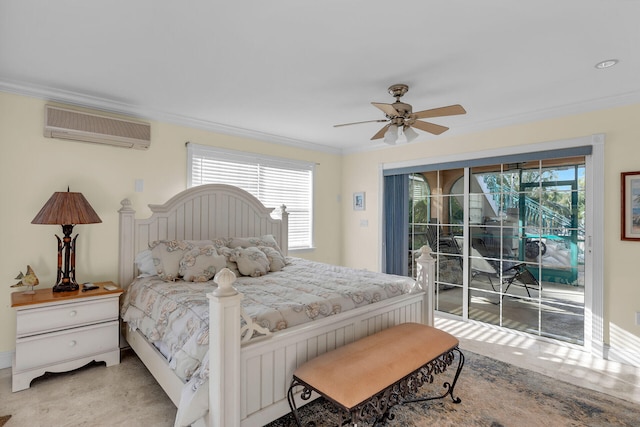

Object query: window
[187,143,314,249]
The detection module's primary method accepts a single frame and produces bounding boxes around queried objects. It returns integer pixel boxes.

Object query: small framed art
[353,192,365,211]
[621,171,640,241]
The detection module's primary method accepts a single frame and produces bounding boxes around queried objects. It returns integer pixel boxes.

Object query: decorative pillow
[227,234,284,257]
[179,245,227,282]
[176,239,214,247]
[149,240,198,281]
[231,247,270,277]
[217,246,240,276]
[195,237,231,249]
[258,246,286,272]
[134,249,157,277]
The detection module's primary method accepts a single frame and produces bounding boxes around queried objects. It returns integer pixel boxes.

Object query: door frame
[380,134,605,357]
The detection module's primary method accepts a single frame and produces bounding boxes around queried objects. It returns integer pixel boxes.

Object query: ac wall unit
[44,105,151,149]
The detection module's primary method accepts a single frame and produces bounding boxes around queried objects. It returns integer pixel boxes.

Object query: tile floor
[1,315,639,426]
[435,315,640,404]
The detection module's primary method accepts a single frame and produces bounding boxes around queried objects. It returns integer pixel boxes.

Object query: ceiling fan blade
[413,104,466,119]
[371,102,399,117]
[334,119,388,128]
[411,120,449,135]
[371,124,391,140]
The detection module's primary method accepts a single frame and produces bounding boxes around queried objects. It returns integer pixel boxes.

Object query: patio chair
[502,263,542,298]
[470,246,503,286]
[425,224,464,268]
[470,241,540,299]
[425,223,459,253]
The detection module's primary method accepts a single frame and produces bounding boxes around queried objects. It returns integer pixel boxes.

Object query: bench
[286,322,464,426]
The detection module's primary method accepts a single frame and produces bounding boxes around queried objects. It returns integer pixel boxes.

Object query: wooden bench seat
[287,322,464,426]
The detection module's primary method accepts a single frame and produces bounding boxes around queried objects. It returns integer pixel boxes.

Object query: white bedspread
[120,257,416,425]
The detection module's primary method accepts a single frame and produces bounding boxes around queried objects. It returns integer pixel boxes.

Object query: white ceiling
[2,0,640,154]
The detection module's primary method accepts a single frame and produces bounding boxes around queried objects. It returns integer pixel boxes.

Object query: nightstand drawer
[16,298,119,337]
[14,320,119,372]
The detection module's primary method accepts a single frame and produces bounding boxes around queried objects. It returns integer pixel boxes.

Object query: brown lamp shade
[32,190,102,225]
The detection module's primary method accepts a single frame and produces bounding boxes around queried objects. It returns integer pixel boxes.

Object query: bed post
[118,198,136,288]
[208,269,242,427]
[279,204,289,256]
[415,245,436,326]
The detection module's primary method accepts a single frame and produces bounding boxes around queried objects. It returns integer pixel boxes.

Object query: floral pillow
[258,246,286,272]
[209,237,231,251]
[149,240,198,281]
[217,246,240,277]
[179,245,227,282]
[230,246,270,277]
[149,239,226,281]
[227,234,284,257]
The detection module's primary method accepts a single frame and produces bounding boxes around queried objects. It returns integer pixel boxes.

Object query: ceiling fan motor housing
[388,84,409,99]
[390,101,413,121]
[387,85,414,125]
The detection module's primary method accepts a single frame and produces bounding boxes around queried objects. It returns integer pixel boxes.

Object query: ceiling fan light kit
[403,126,419,142]
[383,124,420,145]
[334,84,466,145]
[383,125,398,145]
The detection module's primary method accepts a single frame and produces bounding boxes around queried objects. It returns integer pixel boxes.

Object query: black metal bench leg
[403,348,465,405]
[443,347,464,403]
[288,378,312,427]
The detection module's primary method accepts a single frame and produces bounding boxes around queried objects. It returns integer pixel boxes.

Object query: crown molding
[3,78,640,157]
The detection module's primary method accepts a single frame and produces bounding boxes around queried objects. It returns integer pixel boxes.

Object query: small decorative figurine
[11,265,40,294]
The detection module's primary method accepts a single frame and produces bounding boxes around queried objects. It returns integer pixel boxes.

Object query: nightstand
[11,281,123,392]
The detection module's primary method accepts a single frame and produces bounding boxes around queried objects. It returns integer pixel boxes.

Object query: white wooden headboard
[118,184,288,288]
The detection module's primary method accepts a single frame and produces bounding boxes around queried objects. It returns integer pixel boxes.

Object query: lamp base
[53,227,79,293]
[52,282,79,293]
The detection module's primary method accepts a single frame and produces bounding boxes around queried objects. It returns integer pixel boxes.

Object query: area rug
[0,415,11,427]
[266,350,640,426]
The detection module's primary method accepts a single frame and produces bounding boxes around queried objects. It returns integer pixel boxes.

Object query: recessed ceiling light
[595,59,619,69]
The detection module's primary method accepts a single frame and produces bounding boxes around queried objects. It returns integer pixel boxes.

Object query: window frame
[187,142,315,250]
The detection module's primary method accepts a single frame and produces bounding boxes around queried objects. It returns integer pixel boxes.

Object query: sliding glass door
[401,154,587,345]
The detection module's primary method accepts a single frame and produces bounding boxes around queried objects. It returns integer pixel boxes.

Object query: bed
[117,184,435,427]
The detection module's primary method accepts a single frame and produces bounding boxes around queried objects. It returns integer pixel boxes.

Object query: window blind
[187,143,314,249]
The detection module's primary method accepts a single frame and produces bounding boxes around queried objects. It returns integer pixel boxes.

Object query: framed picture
[621,171,640,241]
[353,192,365,211]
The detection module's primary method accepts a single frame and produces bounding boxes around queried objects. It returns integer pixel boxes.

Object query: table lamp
[31,188,102,292]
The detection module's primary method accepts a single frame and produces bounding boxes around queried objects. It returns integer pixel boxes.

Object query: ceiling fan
[334,84,466,144]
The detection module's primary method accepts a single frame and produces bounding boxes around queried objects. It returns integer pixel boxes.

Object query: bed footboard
[208,247,436,427]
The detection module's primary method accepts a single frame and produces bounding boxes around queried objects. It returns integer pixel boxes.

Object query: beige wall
[341,103,640,362]
[0,92,342,354]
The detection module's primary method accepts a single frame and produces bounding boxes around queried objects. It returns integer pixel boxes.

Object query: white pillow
[134,249,157,277]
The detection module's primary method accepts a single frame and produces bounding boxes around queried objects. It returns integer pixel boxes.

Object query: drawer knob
[69,340,77,347]
[69,310,77,317]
